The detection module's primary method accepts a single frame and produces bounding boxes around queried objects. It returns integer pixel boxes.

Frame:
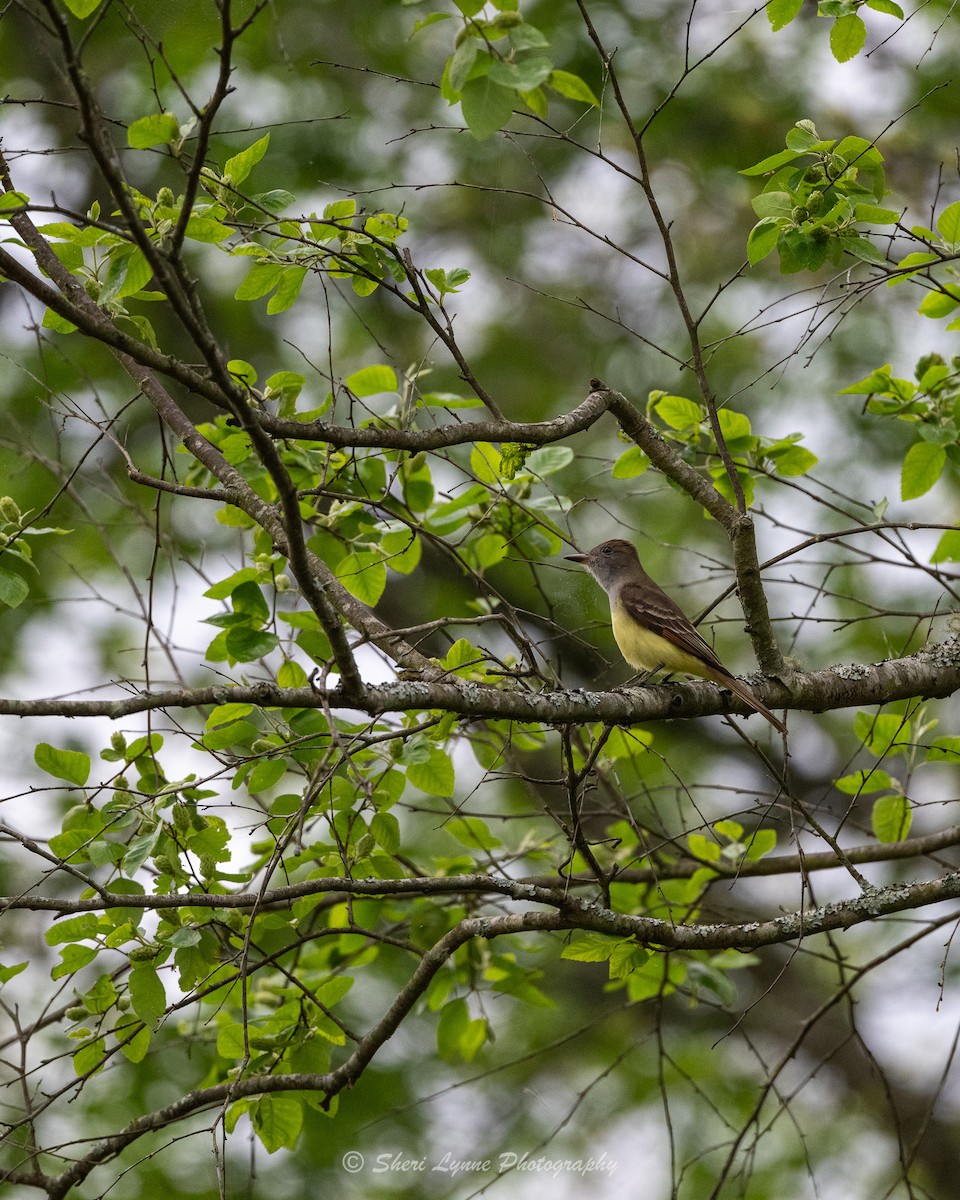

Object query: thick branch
[260,386,612,449]
[0,635,957,723]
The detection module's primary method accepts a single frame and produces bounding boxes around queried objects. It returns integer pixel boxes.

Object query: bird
[566,538,787,734]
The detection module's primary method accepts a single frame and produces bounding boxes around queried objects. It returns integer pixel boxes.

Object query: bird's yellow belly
[611,599,706,677]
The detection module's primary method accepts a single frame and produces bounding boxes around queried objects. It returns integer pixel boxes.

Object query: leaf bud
[0,496,21,522]
[128,943,160,963]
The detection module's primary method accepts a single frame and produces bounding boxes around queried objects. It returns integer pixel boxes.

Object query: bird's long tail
[707,669,787,735]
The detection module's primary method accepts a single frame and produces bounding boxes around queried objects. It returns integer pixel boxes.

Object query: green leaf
[717,408,752,443]
[0,190,30,213]
[345,364,398,397]
[335,551,386,605]
[370,811,401,854]
[864,0,903,17]
[931,530,960,563]
[127,112,179,149]
[224,134,271,186]
[266,266,307,314]
[46,913,100,945]
[203,719,260,751]
[206,702,254,729]
[448,37,480,94]
[121,824,163,876]
[421,390,483,409]
[654,394,703,430]
[0,960,29,983]
[128,964,166,1029]
[837,365,896,394]
[745,829,777,861]
[42,308,78,334]
[561,932,619,962]
[35,743,91,786]
[437,998,469,1060]
[525,445,574,476]
[547,69,599,106]
[839,235,887,266]
[53,943,98,979]
[900,441,945,500]
[766,0,804,30]
[739,148,806,177]
[407,746,455,797]
[936,201,960,246]
[117,1020,152,1063]
[768,444,818,476]
[488,55,553,92]
[61,0,101,14]
[470,442,501,484]
[871,793,912,843]
[460,76,514,140]
[0,569,29,608]
[854,204,900,225]
[854,711,910,756]
[254,189,296,214]
[277,659,308,687]
[612,446,649,479]
[829,13,867,61]
[834,768,894,794]
[750,191,794,221]
[73,1035,107,1076]
[247,758,287,793]
[747,219,780,265]
[235,262,285,301]
[100,247,154,305]
[470,532,508,570]
[252,1093,303,1154]
[509,22,550,50]
[445,815,500,849]
[224,628,281,662]
[917,288,960,319]
[927,736,960,762]
[183,215,232,243]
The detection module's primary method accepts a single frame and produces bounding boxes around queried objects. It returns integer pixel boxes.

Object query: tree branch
[0,634,956,724]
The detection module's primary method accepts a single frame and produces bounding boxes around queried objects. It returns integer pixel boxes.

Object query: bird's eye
[602,545,612,554]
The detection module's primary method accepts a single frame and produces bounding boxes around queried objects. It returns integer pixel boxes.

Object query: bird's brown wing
[618,577,729,676]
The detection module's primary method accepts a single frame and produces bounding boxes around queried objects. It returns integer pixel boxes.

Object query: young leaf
[35,743,91,786]
[128,964,166,1029]
[547,69,599,106]
[829,14,867,62]
[936,200,960,246]
[766,0,804,30]
[460,76,514,140]
[0,190,30,213]
[0,569,29,608]
[224,134,271,186]
[345,364,398,397]
[871,793,912,843]
[127,112,179,149]
[900,441,945,500]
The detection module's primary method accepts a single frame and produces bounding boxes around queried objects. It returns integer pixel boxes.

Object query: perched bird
[566,538,787,734]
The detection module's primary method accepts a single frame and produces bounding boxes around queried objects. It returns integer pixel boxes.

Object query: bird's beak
[565,553,589,564]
